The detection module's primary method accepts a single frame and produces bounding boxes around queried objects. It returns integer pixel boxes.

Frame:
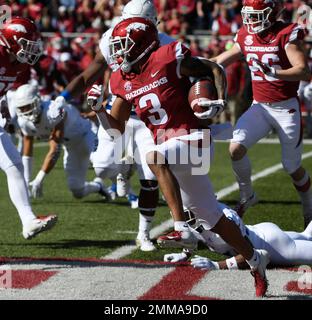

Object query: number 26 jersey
[235,22,305,103]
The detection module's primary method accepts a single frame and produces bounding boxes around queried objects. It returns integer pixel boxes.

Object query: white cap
[122,0,158,25]
[60,52,71,62]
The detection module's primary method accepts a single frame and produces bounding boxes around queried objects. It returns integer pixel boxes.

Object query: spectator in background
[57,6,75,33]
[212,4,238,36]
[57,52,82,85]
[196,0,215,30]
[32,54,66,100]
[46,32,66,61]
[95,0,115,23]
[176,0,197,33]
[79,38,97,70]
[59,0,77,10]
[166,9,182,36]
[189,38,203,56]
[27,0,43,23]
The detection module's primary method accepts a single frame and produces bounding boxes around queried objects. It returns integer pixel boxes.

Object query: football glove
[194,99,226,119]
[191,255,220,270]
[29,170,46,198]
[47,96,65,125]
[87,84,104,112]
[251,57,276,78]
[164,251,189,263]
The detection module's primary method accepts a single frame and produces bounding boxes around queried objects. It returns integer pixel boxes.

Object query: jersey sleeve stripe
[288,25,302,43]
[175,41,184,79]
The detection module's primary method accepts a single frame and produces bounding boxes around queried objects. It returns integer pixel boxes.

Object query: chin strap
[121,40,158,73]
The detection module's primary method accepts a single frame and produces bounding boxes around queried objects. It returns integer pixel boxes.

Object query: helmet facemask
[16,97,41,123]
[109,34,135,73]
[109,32,157,73]
[15,37,43,65]
[241,6,273,34]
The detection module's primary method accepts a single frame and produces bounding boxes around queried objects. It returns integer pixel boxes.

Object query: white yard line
[216,138,312,145]
[102,150,312,260]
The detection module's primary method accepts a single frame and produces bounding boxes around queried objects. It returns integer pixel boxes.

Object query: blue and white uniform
[18,101,99,197]
[196,203,312,266]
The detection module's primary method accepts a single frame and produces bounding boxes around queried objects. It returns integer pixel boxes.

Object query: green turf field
[0,141,312,263]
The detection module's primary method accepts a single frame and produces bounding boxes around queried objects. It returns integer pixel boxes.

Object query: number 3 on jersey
[139,93,168,126]
[247,53,281,82]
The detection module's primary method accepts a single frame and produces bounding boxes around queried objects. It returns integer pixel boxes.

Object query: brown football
[188,78,218,114]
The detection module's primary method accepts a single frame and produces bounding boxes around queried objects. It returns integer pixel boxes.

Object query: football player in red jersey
[0,17,57,239]
[212,0,312,225]
[90,17,270,297]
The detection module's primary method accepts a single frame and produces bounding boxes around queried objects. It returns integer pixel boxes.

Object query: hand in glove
[251,57,276,78]
[47,96,65,125]
[190,255,220,270]
[87,84,104,111]
[29,170,46,198]
[194,99,226,119]
[164,251,190,263]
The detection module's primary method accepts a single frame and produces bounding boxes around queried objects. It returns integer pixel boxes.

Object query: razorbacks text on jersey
[18,101,91,142]
[235,22,305,103]
[0,45,28,98]
[110,41,200,143]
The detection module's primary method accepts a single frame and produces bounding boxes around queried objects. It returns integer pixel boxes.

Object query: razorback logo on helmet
[7,24,27,33]
[126,22,147,32]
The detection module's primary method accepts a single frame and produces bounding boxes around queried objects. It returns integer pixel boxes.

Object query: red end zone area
[0,257,311,300]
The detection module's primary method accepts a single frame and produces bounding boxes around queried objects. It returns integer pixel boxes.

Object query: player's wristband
[60,90,72,101]
[225,257,238,270]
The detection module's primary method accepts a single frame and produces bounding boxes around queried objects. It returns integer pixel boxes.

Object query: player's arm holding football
[29,121,64,198]
[181,56,227,119]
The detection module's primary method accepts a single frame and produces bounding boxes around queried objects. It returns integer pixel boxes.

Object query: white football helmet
[122,0,158,25]
[15,84,41,122]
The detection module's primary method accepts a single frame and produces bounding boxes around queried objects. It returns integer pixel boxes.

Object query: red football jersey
[235,22,305,103]
[0,45,28,98]
[110,41,200,143]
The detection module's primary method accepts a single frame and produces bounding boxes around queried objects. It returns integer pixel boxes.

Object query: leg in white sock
[230,143,253,200]
[5,164,36,226]
[291,167,312,227]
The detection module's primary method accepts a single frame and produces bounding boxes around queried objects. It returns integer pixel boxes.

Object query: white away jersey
[18,101,91,143]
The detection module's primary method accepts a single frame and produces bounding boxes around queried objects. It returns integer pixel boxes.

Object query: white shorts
[63,130,96,190]
[0,127,22,171]
[93,115,156,181]
[126,116,156,181]
[232,98,302,173]
[150,131,222,229]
